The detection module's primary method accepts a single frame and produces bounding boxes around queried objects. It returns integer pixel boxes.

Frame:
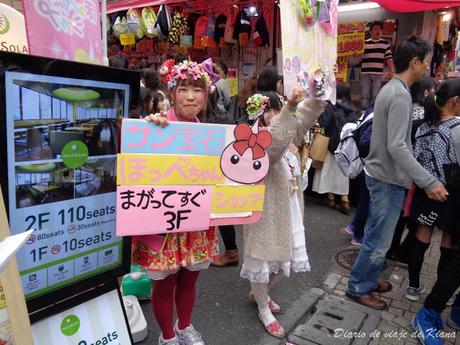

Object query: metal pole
[101,0,109,66]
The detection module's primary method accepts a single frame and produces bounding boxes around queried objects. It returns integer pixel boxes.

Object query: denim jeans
[351,171,370,240]
[361,74,383,109]
[347,174,406,296]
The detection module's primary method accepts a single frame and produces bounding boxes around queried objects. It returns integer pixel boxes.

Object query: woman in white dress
[312,84,358,214]
[240,86,325,338]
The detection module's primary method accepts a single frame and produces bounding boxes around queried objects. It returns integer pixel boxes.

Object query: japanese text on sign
[337,22,366,56]
[117,154,225,185]
[211,185,265,213]
[117,119,267,235]
[122,121,227,155]
[117,185,213,234]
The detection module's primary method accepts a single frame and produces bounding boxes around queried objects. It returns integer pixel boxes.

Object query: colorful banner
[117,119,270,235]
[337,22,365,57]
[22,0,103,64]
[280,0,338,101]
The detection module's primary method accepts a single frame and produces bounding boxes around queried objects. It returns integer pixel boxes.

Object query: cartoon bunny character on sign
[220,120,272,184]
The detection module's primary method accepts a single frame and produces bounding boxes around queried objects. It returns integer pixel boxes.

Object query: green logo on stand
[0,14,10,34]
[60,314,80,336]
[62,140,89,168]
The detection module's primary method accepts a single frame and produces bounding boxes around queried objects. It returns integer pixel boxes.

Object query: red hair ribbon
[232,123,272,160]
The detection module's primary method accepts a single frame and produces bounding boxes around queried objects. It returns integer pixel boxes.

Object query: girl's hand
[287,84,305,109]
[145,111,169,127]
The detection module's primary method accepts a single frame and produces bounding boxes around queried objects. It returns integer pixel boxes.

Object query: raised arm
[293,98,326,147]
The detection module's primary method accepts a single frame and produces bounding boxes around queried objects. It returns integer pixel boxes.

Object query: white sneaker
[175,322,205,345]
[159,335,180,345]
[405,284,425,302]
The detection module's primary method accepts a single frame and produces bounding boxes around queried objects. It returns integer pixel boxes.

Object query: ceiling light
[338,2,380,13]
[442,13,452,22]
[244,6,259,16]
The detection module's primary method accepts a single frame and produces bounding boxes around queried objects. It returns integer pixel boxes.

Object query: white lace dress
[240,151,311,283]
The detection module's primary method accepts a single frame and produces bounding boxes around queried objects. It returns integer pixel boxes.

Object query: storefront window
[39,94,52,119]
[22,87,39,120]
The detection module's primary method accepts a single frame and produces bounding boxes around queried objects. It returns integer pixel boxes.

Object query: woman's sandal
[249,292,282,314]
[258,313,286,339]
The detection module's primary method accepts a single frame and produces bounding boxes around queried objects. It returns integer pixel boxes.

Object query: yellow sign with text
[117,154,225,185]
[337,22,366,57]
[120,33,135,46]
[212,185,265,213]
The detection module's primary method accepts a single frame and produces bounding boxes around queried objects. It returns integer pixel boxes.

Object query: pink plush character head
[220,119,272,184]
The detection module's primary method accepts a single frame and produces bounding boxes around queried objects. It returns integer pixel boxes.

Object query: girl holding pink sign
[132,59,218,345]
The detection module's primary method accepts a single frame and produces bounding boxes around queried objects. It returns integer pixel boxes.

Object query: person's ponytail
[423,92,441,124]
[424,79,460,125]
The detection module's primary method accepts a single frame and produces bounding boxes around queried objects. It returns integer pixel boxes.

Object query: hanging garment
[156,4,172,39]
[253,15,269,47]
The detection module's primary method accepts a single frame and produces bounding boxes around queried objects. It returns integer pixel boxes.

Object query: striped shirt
[361,38,393,75]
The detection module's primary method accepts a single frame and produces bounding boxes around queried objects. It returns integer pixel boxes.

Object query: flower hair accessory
[246,94,270,120]
[159,59,211,90]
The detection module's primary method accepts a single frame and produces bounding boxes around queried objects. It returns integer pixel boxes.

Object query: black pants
[424,247,460,312]
[219,225,238,251]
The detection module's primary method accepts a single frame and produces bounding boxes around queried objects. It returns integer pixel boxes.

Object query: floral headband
[246,94,270,120]
[159,59,211,90]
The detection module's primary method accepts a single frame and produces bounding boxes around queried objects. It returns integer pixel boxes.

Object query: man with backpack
[346,36,448,310]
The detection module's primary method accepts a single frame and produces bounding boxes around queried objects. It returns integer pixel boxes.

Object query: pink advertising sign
[117,119,271,236]
[117,185,213,235]
[22,0,103,64]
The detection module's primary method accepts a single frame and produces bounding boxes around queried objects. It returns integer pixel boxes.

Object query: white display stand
[122,295,148,343]
[0,186,34,345]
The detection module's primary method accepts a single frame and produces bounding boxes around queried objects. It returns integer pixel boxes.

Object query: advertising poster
[22,0,103,64]
[117,119,271,235]
[336,55,349,83]
[0,3,28,54]
[337,22,365,57]
[32,289,132,345]
[4,71,130,300]
[280,0,338,101]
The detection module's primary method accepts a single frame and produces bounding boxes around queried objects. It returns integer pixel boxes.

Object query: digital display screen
[0,52,138,312]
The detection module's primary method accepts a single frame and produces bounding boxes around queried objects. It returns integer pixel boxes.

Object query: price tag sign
[120,33,135,46]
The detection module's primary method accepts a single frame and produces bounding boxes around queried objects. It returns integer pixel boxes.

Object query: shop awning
[373,0,460,13]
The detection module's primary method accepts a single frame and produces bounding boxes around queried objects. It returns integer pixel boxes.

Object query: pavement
[302,228,460,345]
[132,193,459,345]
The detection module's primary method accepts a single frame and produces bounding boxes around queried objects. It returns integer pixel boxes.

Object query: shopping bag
[309,133,330,162]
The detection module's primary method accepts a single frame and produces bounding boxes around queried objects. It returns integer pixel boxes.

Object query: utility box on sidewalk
[288,295,381,345]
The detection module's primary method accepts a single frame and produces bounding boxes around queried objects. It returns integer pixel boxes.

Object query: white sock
[258,306,276,326]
